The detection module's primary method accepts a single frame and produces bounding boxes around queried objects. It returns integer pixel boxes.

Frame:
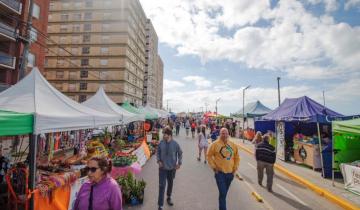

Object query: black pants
[158,169,176,207]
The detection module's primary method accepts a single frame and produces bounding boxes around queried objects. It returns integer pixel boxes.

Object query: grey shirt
[157,139,183,170]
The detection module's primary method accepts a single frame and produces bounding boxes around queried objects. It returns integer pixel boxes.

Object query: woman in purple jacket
[73,157,122,210]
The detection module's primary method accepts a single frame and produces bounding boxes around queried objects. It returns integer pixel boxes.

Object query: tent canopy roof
[0,68,121,134]
[233,101,272,117]
[121,101,142,114]
[0,110,33,136]
[262,96,343,123]
[82,86,145,123]
[333,118,360,135]
[138,105,159,120]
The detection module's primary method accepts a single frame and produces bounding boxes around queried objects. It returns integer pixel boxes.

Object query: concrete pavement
[124,129,344,210]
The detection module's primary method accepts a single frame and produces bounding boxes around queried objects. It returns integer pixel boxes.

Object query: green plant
[116,172,146,203]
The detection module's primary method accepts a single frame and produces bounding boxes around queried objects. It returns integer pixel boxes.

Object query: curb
[235,142,360,210]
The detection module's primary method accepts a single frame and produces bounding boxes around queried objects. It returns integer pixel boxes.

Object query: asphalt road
[125,129,341,210]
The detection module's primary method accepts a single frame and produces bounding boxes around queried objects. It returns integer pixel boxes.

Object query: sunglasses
[85,167,99,173]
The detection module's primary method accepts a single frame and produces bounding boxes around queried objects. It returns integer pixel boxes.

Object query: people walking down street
[157,127,183,210]
[207,128,240,210]
[175,120,181,136]
[73,157,122,210]
[255,135,276,192]
[191,121,197,138]
[185,119,190,137]
[197,125,209,163]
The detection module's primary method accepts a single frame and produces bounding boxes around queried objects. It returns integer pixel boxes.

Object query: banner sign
[341,164,360,195]
[276,121,285,161]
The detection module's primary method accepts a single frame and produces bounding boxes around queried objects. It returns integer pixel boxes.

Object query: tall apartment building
[143,19,158,108]
[45,0,148,106]
[0,0,49,91]
[155,54,163,109]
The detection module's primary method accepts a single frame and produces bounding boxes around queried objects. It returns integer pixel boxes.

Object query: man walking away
[157,127,183,210]
[175,120,181,136]
[255,135,276,192]
[207,128,240,210]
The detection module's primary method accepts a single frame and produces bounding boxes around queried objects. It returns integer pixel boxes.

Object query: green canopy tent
[138,106,159,120]
[0,110,33,136]
[332,118,360,180]
[121,101,142,114]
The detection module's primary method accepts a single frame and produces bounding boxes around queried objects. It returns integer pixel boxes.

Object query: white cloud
[344,0,360,10]
[183,76,212,88]
[164,79,185,90]
[140,0,360,80]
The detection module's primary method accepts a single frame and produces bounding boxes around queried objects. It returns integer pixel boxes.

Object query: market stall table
[293,140,322,169]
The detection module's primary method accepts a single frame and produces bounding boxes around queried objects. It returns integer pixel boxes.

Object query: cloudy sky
[139,0,360,115]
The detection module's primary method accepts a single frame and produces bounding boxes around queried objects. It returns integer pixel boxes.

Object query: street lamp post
[166,99,171,111]
[215,98,221,115]
[277,77,281,107]
[242,85,251,142]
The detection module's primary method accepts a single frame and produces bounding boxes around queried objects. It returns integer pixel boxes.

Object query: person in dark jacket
[255,135,276,192]
[157,127,183,210]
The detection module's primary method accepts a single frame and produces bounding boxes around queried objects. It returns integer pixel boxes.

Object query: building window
[100,47,108,54]
[73,13,81,21]
[84,24,91,31]
[85,0,93,7]
[81,59,89,66]
[83,34,91,43]
[100,59,108,66]
[84,12,92,20]
[73,24,81,32]
[27,53,35,67]
[62,2,70,8]
[80,70,88,78]
[70,59,77,67]
[74,2,81,8]
[54,83,63,91]
[49,2,55,10]
[61,14,69,21]
[57,59,64,66]
[60,25,67,32]
[80,83,87,90]
[100,71,107,79]
[69,71,77,79]
[102,24,110,31]
[58,48,64,55]
[68,83,76,91]
[32,4,40,19]
[30,27,37,42]
[56,71,64,79]
[79,95,87,102]
[82,47,90,54]
[72,36,80,43]
[103,13,111,19]
[101,35,110,43]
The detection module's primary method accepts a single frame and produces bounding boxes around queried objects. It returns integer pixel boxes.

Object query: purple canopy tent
[262,96,343,123]
[261,96,343,177]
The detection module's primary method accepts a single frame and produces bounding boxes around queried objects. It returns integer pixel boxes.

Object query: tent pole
[332,132,335,186]
[29,134,38,210]
[317,123,325,177]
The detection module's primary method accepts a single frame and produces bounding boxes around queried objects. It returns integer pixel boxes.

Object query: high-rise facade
[143,19,157,108]
[0,0,49,91]
[155,54,163,109]
[45,0,147,106]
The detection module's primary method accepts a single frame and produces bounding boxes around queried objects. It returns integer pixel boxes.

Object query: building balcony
[0,52,16,69]
[0,0,22,14]
[0,21,17,41]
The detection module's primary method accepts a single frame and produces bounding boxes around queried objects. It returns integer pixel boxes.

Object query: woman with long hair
[197,125,209,164]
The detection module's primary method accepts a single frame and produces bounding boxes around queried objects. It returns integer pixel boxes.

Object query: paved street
[125,129,342,210]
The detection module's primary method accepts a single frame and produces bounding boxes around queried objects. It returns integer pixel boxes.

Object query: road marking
[276,184,308,207]
[248,162,256,170]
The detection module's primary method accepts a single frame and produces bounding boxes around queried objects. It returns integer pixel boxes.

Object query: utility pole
[19,0,34,80]
[215,98,221,115]
[242,85,250,142]
[277,77,281,106]
[322,90,326,107]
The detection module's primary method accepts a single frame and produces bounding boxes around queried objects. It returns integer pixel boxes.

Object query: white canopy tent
[150,107,170,118]
[82,86,145,124]
[0,68,121,134]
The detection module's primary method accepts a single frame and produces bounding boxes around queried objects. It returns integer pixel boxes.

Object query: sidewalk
[232,138,360,208]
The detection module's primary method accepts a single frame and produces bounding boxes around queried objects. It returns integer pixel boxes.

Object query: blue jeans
[158,169,176,207]
[215,172,234,210]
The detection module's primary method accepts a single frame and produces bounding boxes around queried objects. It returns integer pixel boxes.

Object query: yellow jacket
[207,139,240,173]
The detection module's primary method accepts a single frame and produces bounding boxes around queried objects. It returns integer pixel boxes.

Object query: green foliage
[117,172,146,202]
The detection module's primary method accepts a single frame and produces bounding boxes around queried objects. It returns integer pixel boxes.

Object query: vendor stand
[333,118,360,191]
[262,96,343,175]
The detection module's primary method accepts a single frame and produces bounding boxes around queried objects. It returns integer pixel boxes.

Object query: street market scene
[0,0,360,210]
